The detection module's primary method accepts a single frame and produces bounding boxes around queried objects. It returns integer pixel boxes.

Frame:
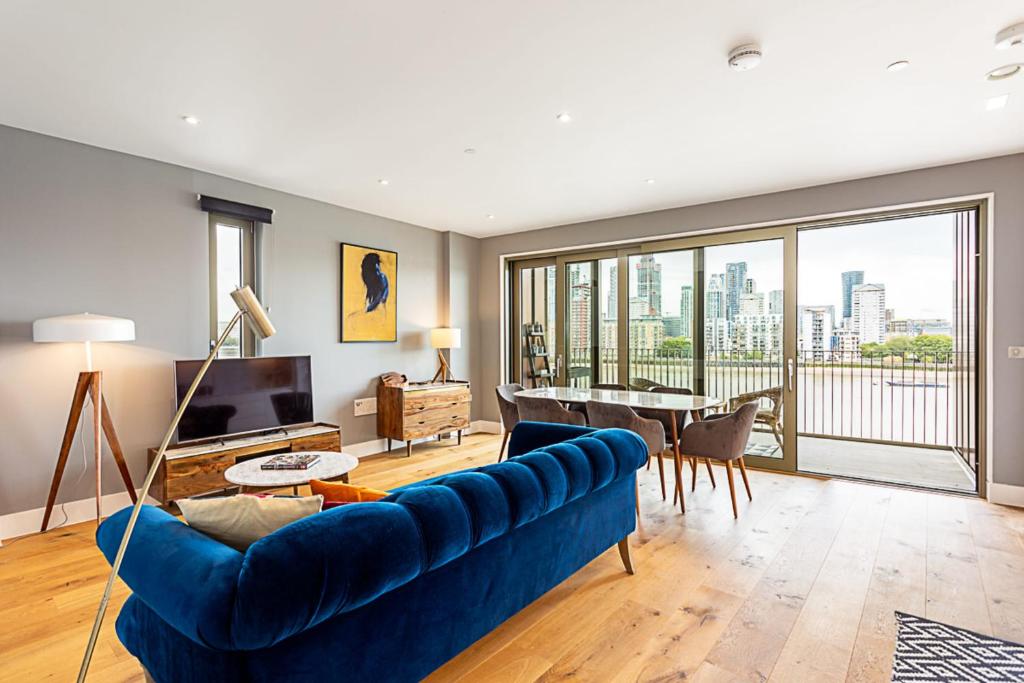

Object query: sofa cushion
[177,494,323,552]
[310,480,388,503]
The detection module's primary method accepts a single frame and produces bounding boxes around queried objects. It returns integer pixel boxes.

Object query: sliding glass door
[507,201,983,489]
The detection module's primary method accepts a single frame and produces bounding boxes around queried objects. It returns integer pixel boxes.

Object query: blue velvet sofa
[96,422,646,683]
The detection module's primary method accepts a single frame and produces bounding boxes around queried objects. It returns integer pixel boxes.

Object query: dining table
[514,386,724,512]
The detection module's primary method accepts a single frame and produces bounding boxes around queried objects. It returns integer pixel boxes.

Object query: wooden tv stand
[148,422,341,504]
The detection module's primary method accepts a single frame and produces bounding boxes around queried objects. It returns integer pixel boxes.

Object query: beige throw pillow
[177,494,323,551]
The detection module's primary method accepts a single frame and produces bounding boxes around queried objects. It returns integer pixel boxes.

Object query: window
[209,214,256,357]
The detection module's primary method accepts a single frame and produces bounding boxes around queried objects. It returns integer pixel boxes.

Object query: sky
[612,213,957,321]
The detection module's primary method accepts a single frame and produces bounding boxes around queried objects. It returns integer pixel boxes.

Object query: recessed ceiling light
[995,22,1024,50]
[728,44,762,72]
[645,178,656,184]
[986,94,1009,111]
[377,178,390,186]
[464,148,476,154]
[986,63,1022,81]
[181,115,200,125]
[556,112,572,123]
[886,60,910,72]
[486,214,495,220]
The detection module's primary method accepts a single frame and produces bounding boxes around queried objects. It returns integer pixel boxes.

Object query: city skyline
[602,213,955,324]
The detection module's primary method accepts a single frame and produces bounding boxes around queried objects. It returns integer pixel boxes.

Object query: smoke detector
[728,44,763,71]
[995,22,1024,50]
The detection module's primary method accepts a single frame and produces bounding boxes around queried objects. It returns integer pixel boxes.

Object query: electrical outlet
[353,397,377,416]
[1009,346,1024,359]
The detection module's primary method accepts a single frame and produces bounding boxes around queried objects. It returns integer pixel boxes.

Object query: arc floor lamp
[77,285,275,683]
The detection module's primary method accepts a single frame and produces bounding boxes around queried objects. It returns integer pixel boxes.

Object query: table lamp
[33,313,138,531]
[430,327,461,383]
[77,286,275,683]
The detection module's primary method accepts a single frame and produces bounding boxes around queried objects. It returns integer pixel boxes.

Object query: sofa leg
[617,537,634,575]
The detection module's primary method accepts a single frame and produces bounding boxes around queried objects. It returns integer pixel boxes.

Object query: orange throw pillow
[310,480,389,503]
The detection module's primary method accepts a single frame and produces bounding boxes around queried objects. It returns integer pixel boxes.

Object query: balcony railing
[567,347,974,450]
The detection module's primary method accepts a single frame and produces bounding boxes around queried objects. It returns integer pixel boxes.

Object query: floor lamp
[77,286,275,683]
[33,313,138,530]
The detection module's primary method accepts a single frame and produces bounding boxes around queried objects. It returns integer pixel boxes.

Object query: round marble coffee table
[224,451,359,494]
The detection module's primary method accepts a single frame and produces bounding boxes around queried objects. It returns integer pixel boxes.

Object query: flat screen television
[174,355,313,442]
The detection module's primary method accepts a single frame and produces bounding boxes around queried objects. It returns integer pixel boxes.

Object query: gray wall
[477,153,1024,488]
[0,125,480,517]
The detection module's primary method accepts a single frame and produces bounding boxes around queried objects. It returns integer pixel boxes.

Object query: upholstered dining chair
[586,400,671,513]
[567,383,627,420]
[516,395,588,427]
[639,386,717,491]
[677,402,758,518]
[495,383,524,462]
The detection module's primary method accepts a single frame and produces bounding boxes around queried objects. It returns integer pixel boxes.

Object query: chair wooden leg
[617,537,634,575]
[704,458,716,488]
[671,451,685,513]
[656,451,666,500]
[725,460,738,518]
[690,456,698,492]
[498,430,510,462]
[737,456,752,501]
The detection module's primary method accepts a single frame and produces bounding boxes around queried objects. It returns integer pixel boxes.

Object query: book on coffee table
[260,453,321,470]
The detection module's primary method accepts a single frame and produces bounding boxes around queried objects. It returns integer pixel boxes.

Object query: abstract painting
[340,243,397,342]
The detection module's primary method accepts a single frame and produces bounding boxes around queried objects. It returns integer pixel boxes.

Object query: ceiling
[1,2,1022,237]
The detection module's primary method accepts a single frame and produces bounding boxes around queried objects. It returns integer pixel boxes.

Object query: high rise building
[635,255,662,317]
[569,281,591,350]
[606,265,617,319]
[768,289,784,315]
[739,291,765,316]
[662,316,682,338]
[733,314,783,353]
[841,270,864,320]
[725,262,747,320]
[706,274,726,320]
[743,277,756,294]
[852,283,886,345]
[679,285,693,337]
[800,305,835,360]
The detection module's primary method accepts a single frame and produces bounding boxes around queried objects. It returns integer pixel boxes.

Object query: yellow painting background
[341,244,397,342]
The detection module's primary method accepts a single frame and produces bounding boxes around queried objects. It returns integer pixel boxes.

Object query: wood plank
[924,494,993,635]
[768,485,892,682]
[846,488,928,682]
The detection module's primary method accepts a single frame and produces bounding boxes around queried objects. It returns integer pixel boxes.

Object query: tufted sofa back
[97,426,646,653]
[229,427,645,649]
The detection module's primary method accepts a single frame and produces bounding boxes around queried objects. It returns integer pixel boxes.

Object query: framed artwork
[340,242,397,342]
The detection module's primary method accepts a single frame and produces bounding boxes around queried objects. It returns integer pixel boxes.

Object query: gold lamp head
[230,286,276,339]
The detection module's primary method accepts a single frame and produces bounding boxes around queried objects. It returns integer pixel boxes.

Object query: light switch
[1009,346,1024,359]
[354,397,377,416]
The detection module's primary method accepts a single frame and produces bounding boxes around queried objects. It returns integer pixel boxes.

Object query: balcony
[566,347,976,493]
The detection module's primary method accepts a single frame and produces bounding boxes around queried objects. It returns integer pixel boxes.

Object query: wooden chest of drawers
[377,381,472,456]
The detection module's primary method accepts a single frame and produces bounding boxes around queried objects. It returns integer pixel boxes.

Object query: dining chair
[517,395,588,427]
[586,400,673,513]
[629,377,664,392]
[636,386,716,494]
[677,402,758,518]
[495,383,524,462]
[566,383,626,420]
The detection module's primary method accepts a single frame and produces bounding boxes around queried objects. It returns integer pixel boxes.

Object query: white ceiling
[1,1,1022,237]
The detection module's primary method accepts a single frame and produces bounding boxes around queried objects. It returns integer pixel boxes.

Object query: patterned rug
[744,442,780,458]
[893,612,1024,682]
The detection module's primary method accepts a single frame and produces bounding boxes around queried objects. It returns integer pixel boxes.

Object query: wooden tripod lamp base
[40,371,137,532]
[429,327,461,384]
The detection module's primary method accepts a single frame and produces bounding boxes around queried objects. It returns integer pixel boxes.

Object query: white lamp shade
[430,327,462,349]
[33,313,136,343]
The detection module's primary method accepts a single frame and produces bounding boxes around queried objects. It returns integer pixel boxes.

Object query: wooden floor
[3,433,1023,682]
